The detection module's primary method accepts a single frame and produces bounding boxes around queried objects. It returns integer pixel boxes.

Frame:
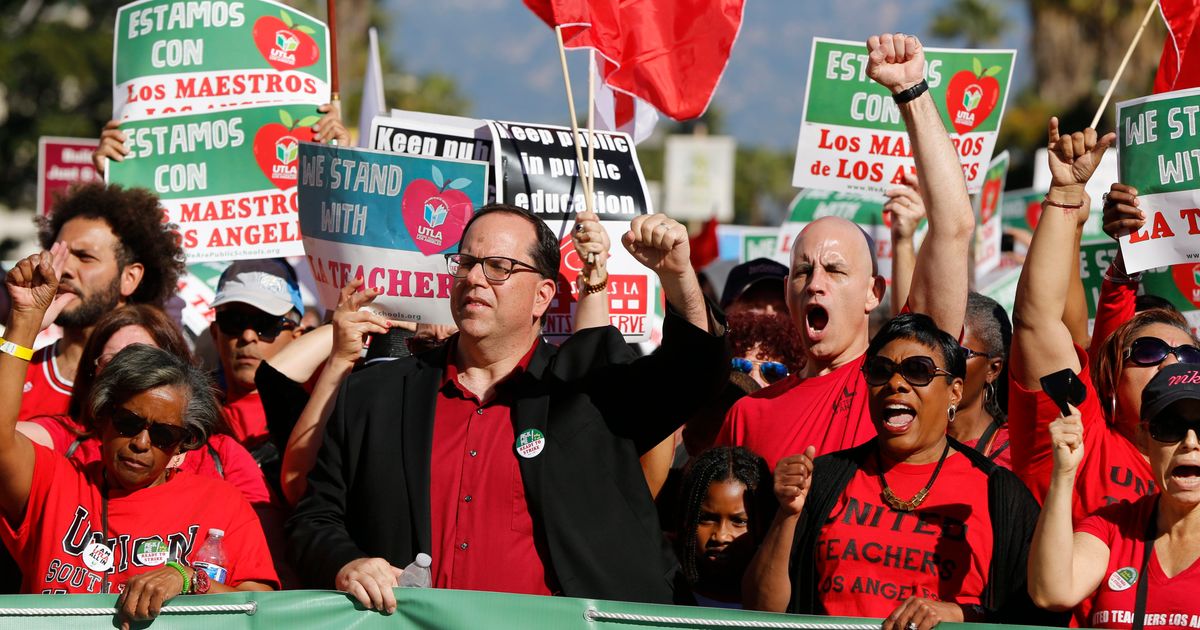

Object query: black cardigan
[787,437,1066,626]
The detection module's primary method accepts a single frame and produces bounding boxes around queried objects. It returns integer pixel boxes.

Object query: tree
[931,0,1010,48]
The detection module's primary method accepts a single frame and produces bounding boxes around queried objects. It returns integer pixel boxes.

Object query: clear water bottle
[192,528,229,584]
[397,553,432,588]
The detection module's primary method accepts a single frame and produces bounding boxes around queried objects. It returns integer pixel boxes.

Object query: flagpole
[1090,0,1159,129]
[555,26,596,217]
[327,0,340,145]
[586,50,598,265]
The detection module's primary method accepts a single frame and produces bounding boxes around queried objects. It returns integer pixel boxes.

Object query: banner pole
[1090,0,1159,129]
[555,26,596,216]
[586,50,598,265]
[326,0,340,146]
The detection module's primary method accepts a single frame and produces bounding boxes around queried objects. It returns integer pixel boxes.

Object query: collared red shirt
[428,338,554,594]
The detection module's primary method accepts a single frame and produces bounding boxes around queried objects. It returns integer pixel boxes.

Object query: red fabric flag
[524,0,745,121]
[689,217,720,270]
[1155,0,1200,92]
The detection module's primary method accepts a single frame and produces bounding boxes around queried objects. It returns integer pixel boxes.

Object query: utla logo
[946,58,1002,134]
[1171,263,1200,309]
[252,109,318,190]
[402,165,474,255]
[252,11,320,71]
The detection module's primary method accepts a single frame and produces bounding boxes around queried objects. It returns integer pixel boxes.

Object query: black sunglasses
[862,355,953,387]
[1145,415,1200,443]
[215,309,297,342]
[1124,337,1200,367]
[731,358,790,384]
[962,347,991,360]
[109,408,191,451]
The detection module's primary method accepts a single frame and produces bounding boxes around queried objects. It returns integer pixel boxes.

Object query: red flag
[1155,0,1200,92]
[689,217,720,270]
[525,0,745,121]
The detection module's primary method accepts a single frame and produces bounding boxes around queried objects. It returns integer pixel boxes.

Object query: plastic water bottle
[397,553,432,588]
[192,528,229,584]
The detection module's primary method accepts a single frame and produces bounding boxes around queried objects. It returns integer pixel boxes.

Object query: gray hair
[85,344,220,451]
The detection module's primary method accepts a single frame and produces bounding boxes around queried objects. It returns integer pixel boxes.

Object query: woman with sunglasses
[1009,119,1193,522]
[949,293,1012,467]
[0,248,277,624]
[744,313,1048,628]
[16,304,270,506]
[1030,362,1200,628]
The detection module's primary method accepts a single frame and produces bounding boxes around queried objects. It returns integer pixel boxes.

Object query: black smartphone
[1039,368,1087,416]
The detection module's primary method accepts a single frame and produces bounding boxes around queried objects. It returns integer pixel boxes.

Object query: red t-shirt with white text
[718,355,874,468]
[1076,496,1200,630]
[816,450,992,617]
[0,443,279,593]
[18,345,73,422]
[1008,344,1154,522]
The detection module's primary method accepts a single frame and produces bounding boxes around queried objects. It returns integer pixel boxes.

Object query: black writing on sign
[372,123,493,163]
[491,121,649,221]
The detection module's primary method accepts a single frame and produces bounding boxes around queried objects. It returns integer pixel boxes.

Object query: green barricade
[0,589,1065,629]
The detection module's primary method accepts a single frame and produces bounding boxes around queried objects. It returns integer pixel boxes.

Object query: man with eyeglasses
[289,203,727,610]
[209,259,305,454]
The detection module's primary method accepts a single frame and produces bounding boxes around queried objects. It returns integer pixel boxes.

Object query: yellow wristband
[0,338,33,362]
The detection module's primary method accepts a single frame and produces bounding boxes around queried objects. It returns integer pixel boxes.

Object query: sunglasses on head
[1124,337,1200,367]
[108,408,191,451]
[214,309,297,342]
[862,355,953,387]
[731,358,789,384]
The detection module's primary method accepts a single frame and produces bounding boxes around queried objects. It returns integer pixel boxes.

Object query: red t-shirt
[960,424,1012,469]
[0,443,279,594]
[18,345,73,422]
[718,355,874,468]
[222,391,269,450]
[28,415,270,506]
[1076,496,1200,630]
[428,340,552,595]
[816,450,993,617]
[1089,276,1138,365]
[1008,344,1154,522]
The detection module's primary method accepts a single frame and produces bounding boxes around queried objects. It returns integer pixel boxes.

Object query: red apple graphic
[252,11,320,71]
[945,58,1002,134]
[979,177,1002,223]
[252,110,319,190]
[1025,199,1042,230]
[401,166,475,255]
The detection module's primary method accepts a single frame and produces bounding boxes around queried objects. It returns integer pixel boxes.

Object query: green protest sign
[1001,187,1105,241]
[793,38,1015,195]
[114,0,330,119]
[777,189,898,278]
[108,103,326,261]
[1115,87,1200,273]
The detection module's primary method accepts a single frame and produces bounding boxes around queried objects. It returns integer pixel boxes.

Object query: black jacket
[787,438,1065,625]
[287,308,728,603]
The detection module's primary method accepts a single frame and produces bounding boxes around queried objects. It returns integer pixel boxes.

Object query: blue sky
[381,0,1031,150]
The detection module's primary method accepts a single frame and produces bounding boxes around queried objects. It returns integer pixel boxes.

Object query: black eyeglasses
[1124,337,1200,367]
[1145,415,1200,443]
[444,253,540,282]
[108,408,191,451]
[962,347,991,360]
[731,358,790,384]
[215,309,297,342]
[862,355,954,387]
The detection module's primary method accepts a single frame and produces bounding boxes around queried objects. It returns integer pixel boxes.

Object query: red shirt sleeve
[1088,276,1138,364]
[27,415,79,454]
[1074,502,1122,542]
[0,443,64,557]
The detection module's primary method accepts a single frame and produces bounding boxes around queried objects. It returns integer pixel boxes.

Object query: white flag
[358,27,386,148]
[590,54,658,145]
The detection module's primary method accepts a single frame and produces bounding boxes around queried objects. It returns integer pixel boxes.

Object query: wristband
[1043,196,1084,209]
[165,561,191,594]
[580,278,608,295]
[892,80,928,105]
[0,338,34,362]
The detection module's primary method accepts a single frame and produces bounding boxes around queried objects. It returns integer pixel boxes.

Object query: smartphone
[1040,368,1087,416]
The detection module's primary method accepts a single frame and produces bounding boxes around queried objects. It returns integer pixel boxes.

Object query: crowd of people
[1,32,1198,630]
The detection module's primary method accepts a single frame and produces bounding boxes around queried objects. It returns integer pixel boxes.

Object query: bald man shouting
[717,33,975,467]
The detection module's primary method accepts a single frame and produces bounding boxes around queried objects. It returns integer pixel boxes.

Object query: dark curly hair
[39,183,186,306]
[728,310,806,374]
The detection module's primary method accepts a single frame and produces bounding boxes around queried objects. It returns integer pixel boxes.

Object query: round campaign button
[515,428,546,459]
[1107,567,1138,592]
[136,539,169,566]
[82,541,115,573]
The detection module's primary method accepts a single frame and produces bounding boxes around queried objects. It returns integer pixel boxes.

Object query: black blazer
[287,308,728,603]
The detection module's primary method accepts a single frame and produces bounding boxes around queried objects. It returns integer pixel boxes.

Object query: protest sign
[297,143,489,323]
[776,189,898,279]
[1001,186,1106,242]
[175,261,230,335]
[37,137,100,216]
[108,103,327,262]
[663,135,736,221]
[714,225,780,263]
[1115,87,1200,273]
[974,151,1008,280]
[489,120,654,342]
[1077,240,1200,332]
[114,0,329,120]
[793,38,1015,195]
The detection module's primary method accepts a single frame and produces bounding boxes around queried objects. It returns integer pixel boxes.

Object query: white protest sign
[663,135,736,221]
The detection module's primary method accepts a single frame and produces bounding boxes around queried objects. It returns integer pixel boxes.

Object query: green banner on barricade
[0,589,1072,630]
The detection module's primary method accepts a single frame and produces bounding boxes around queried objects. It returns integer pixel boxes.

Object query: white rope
[0,602,258,616]
[584,609,878,630]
